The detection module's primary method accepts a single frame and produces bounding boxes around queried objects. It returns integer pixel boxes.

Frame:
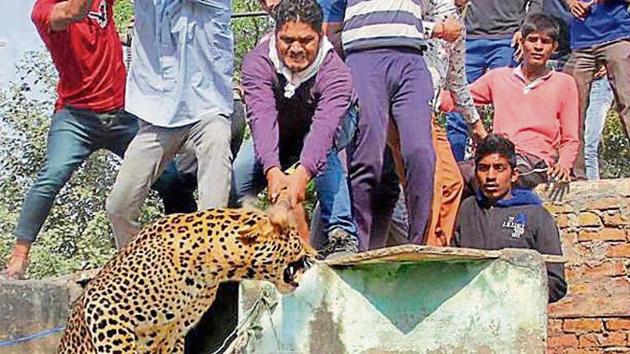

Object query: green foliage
[232,1,272,78]
[598,111,630,178]
[113,0,134,31]
[0,51,164,278]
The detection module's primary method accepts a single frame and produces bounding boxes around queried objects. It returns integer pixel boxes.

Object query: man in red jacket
[1,0,193,279]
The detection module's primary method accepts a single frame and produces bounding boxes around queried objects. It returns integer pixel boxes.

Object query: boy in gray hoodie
[454,134,567,303]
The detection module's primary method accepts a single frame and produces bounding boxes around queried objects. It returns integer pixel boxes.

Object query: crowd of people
[2,0,630,304]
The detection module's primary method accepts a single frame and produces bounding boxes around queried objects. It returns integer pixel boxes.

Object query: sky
[0,0,44,90]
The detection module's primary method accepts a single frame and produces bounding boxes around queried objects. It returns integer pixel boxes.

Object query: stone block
[605,318,630,331]
[0,279,75,354]
[563,319,603,334]
[607,243,630,258]
[579,228,626,242]
[240,247,549,354]
[578,212,603,227]
[603,213,629,227]
[582,261,627,279]
[579,332,627,348]
[548,334,578,348]
[590,197,625,211]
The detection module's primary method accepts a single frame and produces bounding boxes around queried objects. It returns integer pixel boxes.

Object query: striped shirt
[342,0,427,53]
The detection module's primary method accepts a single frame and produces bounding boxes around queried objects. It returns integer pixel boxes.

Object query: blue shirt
[570,0,630,50]
[126,0,234,128]
[318,0,346,22]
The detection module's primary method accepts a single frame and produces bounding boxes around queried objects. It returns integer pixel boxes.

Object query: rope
[209,287,278,354]
[0,326,65,348]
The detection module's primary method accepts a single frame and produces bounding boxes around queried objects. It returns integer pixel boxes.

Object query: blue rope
[0,326,65,347]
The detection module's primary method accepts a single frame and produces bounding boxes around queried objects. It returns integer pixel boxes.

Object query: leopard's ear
[267,200,290,231]
[237,218,276,245]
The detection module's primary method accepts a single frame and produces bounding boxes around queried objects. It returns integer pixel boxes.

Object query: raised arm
[47,0,93,31]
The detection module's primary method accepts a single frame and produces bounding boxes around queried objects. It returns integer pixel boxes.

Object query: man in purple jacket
[234,0,359,257]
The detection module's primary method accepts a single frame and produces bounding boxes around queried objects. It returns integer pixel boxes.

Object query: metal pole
[231,11,268,19]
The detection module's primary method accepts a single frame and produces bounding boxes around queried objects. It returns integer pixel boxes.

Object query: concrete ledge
[240,246,550,353]
[0,277,82,354]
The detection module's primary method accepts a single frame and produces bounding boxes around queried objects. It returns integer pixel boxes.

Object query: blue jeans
[446,37,515,161]
[14,108,194,243]
[584,77,614,180]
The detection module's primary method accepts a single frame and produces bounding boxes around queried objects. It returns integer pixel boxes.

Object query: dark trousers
[345,48,435,249]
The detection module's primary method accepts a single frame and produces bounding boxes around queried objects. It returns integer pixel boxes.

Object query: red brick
[549,334,579,347]
[579,228,627,242]
[567,281,590,295]
[601,332,627,347]
[579,332,627,348]
[607,244,630,258]
[603,212,630,227]
[603,348,630,354]
[564,319,603,334]
[579,334,600,348]
[564,349,603,354]
[549,319,564,336]
[605,318,630,331]
[557,214,571,228]
[582,261,627,279]
[565,267,581,282]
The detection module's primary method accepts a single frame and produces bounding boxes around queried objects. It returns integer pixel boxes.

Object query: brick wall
[543,178,630,353]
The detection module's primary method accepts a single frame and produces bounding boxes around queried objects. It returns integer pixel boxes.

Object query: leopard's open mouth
[282,255,313,287]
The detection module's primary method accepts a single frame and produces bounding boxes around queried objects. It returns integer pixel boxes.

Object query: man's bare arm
[50,0,93,31]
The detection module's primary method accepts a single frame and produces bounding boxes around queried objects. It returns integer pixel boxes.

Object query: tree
[0,0,270,278]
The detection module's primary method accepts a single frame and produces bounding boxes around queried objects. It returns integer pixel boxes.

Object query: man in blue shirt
[106,0,234,247]
[563,0,630,179]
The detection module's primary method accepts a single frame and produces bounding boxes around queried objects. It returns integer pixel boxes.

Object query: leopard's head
[236,199,316,294]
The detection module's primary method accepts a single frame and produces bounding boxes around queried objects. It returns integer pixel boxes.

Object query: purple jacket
[241,40,354,177]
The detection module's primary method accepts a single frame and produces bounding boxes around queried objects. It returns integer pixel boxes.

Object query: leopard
[56,202,315,354]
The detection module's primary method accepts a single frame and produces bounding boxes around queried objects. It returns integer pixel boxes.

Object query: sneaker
[320,228,359,260]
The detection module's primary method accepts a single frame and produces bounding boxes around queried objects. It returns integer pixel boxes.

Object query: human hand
[438,90,456,112]
[434,16,463,43]
[545,165,571,202]
[454,0,469,7]
[266,167,289,203]
[511,31,523,62]
[258,0,281,13]
[569,0,595,20]
[547,165,571,183]
[286,165,311,208]
[594,65,607,79]
[470,120,488,142]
